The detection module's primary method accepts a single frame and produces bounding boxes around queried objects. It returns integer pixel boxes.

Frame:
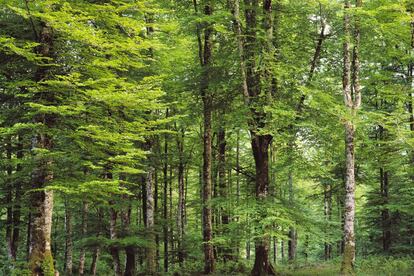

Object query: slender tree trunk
[288,172,296,262]
[11,137,23,261]
[380,168,391,252]
[121,198,135,276]
[324,184,332,260]
[196,0,215,272]
[163,109,169,272]
[78,202,88,276]
[64,201,73,275]
[146,168,156,274]
[341,1,362,274]
[90,248,100,276]
[177,128,186,265]
[109,206,122,276]
[218,125,231,261]
[6,140,13,260]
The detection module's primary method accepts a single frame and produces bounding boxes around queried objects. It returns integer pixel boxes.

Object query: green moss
[340,243,355,276]
[28,250,55,276]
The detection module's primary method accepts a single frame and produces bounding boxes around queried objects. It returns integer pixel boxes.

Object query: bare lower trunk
[6,141,13,260]
[109,206,122,276]
[324,184,332,260]
[146,168,156,274]
[177,128,186,265]
[90,248,100,276]
[197,0,215,273]
[78,202,88,276]
[340,0,361,274]
[251,135,276,276]
[163,113,169,272]
[29,22,56,276]
[341,122,356,275]
[29,189,54,275]
[380,168,391,252]
[64,202,73,275]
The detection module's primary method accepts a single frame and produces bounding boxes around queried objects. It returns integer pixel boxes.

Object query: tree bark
[177,128,186,265]
[64,201,73,275]
[146,168,156,274]
[109,206,122,276]
[78,202,88,276]
[163,109,169,272]
[6,140,13,260]
[340,1,362,274]
[29,22,55,276]
[380,168,391,252]
[196,0,215,273]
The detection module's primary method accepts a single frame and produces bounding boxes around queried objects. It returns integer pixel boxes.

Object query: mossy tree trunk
[29,22,55,276]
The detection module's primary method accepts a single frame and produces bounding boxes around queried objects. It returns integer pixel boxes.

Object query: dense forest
[0,0,413,275]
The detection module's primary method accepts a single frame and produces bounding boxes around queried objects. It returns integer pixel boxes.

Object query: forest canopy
[0,0,413,275]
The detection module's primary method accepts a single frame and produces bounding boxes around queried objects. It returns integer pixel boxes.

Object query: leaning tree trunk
[341,0,362,274]
[29,22,55,276]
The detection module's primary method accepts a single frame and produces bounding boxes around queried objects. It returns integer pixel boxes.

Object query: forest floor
[277,258,414,276]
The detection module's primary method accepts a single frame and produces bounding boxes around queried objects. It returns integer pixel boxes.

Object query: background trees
[0,0,413,275]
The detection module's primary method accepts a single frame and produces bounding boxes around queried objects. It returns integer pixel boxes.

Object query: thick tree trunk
[78,202,88,276]
[28,22,56,276]
[251,135,276,276]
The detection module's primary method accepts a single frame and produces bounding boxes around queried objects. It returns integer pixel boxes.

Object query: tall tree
[341,0,362,274]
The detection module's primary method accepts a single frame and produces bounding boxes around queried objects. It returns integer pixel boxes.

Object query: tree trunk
[288,172,296,262]
[78,202,88,276]
[197,0,215,273]
[340,1,361,274]
[6,140,13,260]
[380,168,391,252]
[251,135,276,276]
[10,137,23,260]
[121,200,135,276]
[28,22,56,276]
[146,168,156,274]
[177,128,186,265]
[324,184,332,260]
[163,110,169,272]
[64,201,73,275]
[90,248,100,276]
[109,206,122,276]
